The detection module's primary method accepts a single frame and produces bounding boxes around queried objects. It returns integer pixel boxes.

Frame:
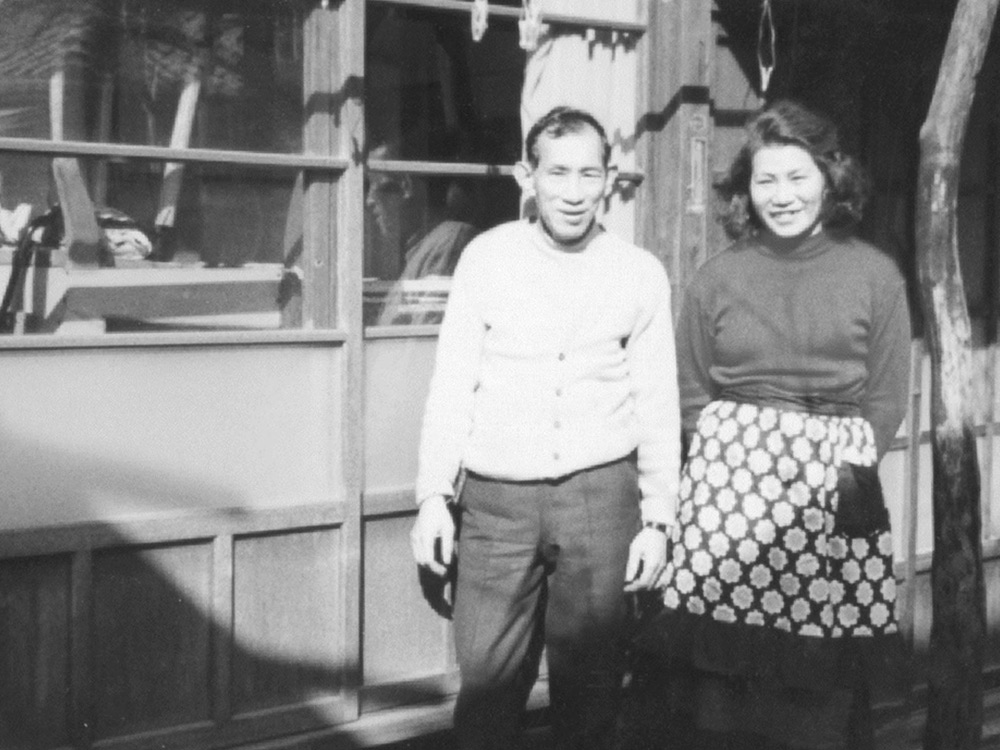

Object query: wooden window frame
[362,0,649,339]
[369,0,648,32]
[0,3,352,351]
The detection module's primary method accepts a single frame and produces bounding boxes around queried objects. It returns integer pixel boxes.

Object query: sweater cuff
[640,495,675,527]
[415,484,455,507]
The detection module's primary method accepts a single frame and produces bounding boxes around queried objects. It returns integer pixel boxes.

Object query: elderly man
[410,106,680,750]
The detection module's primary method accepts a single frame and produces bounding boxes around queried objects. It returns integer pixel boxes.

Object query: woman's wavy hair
[715,99,870,240]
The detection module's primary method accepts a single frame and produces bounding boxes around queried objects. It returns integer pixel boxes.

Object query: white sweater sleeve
[628,261,682,525]
[414,247,487,504]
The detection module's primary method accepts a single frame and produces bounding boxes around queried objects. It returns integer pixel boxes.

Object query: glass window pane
[365,7,524,163]
[0,0,306,153]
[0,154,303,334]
[363,173,519,327]
[105,161,298,267]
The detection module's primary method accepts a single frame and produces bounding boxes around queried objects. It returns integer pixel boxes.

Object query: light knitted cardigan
[415,219,681,525]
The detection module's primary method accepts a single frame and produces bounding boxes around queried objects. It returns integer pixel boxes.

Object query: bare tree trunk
[916,2,999,748]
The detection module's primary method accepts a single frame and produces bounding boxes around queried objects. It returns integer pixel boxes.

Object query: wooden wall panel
[0,346,340,530]
[991,422,1000,541]
[880,448,908,560]
[0,504,351,750]
[232,527,345,716]
[0,556,72,749]
[898,558,1000,677]
[909,568,934,657]
[91,542,214,740]
[986,557,1000,665]
[638,0,713,313]
[362,514,452,693]
[363,337,437,491]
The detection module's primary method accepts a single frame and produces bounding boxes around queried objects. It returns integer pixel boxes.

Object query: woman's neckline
[750,228,838,260]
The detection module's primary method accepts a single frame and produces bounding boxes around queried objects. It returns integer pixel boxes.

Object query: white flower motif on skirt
[663,400,900,638]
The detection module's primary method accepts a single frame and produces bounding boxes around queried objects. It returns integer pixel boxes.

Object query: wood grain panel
[363,337,437,490]
[362,515,452,693]
[0,556,72,749]
[987,557,1000,667]
[232,527,345,716]
[91,542,214,740]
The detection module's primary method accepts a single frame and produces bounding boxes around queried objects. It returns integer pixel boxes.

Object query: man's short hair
[524,106,612,169]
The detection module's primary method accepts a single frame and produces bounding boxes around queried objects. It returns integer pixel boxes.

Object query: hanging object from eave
[757,0,776,95]
[519,0,543,51]
[471,0,488,41]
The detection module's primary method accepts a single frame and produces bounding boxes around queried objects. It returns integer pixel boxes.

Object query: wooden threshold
[235,679,549,750]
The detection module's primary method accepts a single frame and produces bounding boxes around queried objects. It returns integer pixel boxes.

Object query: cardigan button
[557,352,565,361]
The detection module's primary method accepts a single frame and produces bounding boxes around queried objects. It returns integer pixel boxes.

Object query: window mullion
[366,0,648,33]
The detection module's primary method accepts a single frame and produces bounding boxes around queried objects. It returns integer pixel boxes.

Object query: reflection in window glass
[364,7,525,327]
[363,173,520,326]
[365,7,524,164]
[105,161,299,267]
[0,154,302,334]
[0,0,305,153]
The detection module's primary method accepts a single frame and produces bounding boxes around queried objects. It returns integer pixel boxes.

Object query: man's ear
[513,161,535,194]
[603,165,619,199]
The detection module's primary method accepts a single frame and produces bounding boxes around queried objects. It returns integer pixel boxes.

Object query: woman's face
[749,144,827,239]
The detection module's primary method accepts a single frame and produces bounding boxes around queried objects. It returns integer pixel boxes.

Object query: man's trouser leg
[452,473,547,750]
[544,457,640,750]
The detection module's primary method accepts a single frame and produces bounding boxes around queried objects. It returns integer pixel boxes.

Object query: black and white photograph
[0,2,996,749]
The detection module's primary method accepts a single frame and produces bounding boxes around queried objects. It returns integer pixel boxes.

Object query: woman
[638,100,912,750]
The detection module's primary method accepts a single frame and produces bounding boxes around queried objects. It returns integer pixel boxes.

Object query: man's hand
[623,526,669,592]
[410,495,456,576]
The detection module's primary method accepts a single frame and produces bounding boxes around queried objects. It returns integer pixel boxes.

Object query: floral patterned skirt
[631,400,910,749]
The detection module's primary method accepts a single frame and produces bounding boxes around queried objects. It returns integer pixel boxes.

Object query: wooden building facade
[0,1,998,748]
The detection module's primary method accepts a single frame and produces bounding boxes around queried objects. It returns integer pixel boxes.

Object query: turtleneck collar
[749,228,842,260]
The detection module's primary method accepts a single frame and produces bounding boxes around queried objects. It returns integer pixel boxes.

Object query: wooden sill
[0,261,292,332]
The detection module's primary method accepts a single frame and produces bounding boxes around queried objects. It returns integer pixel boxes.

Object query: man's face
[527,127,612,247]
[366,173,406,241]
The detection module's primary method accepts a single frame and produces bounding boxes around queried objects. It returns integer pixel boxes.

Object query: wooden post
[915,1,999,748]
[637,0,712,315]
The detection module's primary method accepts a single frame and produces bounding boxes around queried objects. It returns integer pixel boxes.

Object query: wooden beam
[366,0,647,32]
[898,339,925,646]
[329,0,366,726]
[915,1,1000,747]
[51,157,103,267]
[365,158,644,184]
[637,0,712,315]
[0,137,347,171]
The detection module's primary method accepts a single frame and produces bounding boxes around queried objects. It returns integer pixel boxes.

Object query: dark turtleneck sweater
[675,230,912,457]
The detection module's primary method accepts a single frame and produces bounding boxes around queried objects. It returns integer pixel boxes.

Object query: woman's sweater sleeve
[675,273,717,440]
[862,272,912,458]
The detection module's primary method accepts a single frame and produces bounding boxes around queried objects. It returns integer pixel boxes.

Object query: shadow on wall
[0,415,448,750]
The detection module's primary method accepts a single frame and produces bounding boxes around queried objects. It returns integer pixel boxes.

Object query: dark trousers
[452,456,641,750]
